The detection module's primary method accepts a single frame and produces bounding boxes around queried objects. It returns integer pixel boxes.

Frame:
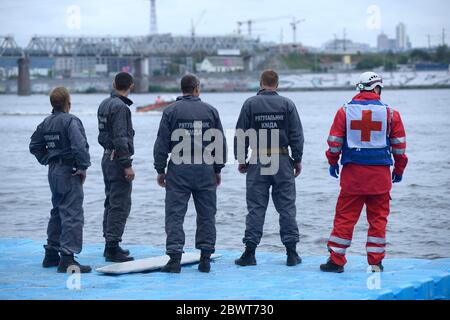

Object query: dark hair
[50,87,70,111]
[181,74,200,94]
[260,69,279,87]
[114,72,134,91]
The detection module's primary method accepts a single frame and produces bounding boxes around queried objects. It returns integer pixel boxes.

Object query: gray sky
[1,0,449,48]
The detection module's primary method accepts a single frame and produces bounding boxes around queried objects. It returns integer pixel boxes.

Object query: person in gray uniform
[153,74,227,273]
[98,72,135,262]
[29,87,91,273]
[234,70,304,267]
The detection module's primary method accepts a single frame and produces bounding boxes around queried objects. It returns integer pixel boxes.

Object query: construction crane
[191,10,207,38]
[290,18,305,44]
[237,16,292,37]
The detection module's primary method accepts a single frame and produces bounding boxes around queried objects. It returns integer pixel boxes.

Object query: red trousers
[327,192,390,266]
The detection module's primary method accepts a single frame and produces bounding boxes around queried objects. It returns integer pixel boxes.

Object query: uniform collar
[177,95,201,102]
[111,91,133,106]
[353,91,381,101]
[257,89,279,96]
[51,109,67,114]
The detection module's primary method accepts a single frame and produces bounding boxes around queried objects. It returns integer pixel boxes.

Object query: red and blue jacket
[326,91,408,195]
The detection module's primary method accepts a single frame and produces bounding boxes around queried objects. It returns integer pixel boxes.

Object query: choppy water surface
[0,89,449,259]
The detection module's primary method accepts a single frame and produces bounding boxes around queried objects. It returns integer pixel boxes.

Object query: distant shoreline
[202,85,450,93]
[1,85,450,95]
[1,70,449,94]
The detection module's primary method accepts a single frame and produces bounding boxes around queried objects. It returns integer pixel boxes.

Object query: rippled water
[0,89,449,259]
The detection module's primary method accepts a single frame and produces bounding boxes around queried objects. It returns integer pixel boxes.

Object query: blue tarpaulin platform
[0,238,449,300]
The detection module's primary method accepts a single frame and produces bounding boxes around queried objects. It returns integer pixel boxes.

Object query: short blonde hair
[50,87,70,110]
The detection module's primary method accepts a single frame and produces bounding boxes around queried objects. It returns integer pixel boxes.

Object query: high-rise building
[377,33,390,52]
[396,23,407,51]
[407,36,412,50]
[389,39,397,51]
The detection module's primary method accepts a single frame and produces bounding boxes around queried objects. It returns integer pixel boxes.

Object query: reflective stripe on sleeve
[366,247,386,253]
[328,246,347,255]
[392,148,406,155]
[329,146,342,153]
[390,137,406,145]
[328,136,344,144]
[329,236,352,246]
[367,236,386,245]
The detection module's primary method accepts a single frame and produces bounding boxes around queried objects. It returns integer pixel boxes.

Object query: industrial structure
[0,33,262,94]
[236,16,305,45]
[0,0,314,95]
[0,0,264,95]
[1,0,432,95]
[149,0,158,35]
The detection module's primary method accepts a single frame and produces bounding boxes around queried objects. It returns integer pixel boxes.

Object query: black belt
[257,147,290,156]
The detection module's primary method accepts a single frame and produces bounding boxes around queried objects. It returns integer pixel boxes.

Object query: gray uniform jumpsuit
[234,89,304,248]
[29,110,91,255]
[153,95,227,256]
[97,92,134,243]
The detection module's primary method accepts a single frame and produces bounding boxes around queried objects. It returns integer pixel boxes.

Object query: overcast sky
[1,0,449,48]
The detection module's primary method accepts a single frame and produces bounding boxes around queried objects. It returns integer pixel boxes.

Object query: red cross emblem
[350,110,382,142]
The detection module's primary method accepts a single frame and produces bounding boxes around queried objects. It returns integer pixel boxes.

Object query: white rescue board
[96,253,221,275]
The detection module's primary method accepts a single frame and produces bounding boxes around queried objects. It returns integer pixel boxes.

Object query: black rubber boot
[285,244,302,267]
[370,263,384,273]
[57,254,91,273]
[104,242,134,263]
[161,254,182,273]
[320,259,344,273]
[198,253,211,273]
[235,246,257,266]
[103,245,130,257]
[42,248,60,268]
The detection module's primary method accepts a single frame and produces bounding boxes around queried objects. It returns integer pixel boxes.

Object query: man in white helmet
[320,71,408,273]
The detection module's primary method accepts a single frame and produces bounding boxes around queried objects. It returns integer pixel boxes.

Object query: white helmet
[356,72,384,91]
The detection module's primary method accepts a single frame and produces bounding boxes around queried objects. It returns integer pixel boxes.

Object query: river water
[0,89,449,259]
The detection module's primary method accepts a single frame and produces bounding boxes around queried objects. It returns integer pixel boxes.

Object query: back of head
[260,69,279,88]
[357,71,384,92]
[181,74,200,95]
[50,87,70,112]
[114,72,134,91]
